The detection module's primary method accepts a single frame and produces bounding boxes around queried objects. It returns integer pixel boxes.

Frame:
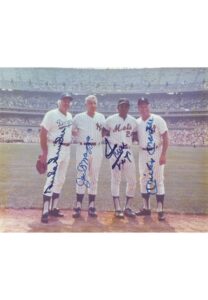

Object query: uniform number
[126,131,131,137]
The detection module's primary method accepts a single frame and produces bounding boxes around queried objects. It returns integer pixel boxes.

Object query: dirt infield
[0,209,208,232]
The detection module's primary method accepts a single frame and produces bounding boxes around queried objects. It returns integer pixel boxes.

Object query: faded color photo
[0,68,207,232]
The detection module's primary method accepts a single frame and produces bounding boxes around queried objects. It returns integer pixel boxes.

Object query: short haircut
[85,95,98,104]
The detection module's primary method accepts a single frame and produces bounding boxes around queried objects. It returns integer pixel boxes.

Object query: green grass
[0,143,207,214]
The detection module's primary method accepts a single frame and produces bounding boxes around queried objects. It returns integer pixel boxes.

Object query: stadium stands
[0,68,207,146]
[0,114,207,146]
[0,68,208,94]
[0,90,208,113]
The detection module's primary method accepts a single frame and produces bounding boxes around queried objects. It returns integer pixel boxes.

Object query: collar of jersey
[57,108,68,118]
[85,111,97,118]
[118,113,129,121]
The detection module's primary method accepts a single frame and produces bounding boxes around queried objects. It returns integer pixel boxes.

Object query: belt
[80,142,100,146]
[51,142,71,146]
[60,143,71,146]
[142,145,159,151]
[118,144,130,149]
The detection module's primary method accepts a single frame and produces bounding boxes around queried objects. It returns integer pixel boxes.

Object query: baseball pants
[110,148,136,198]
[43,143,70,197]
[76,144,103,195]
[138,145,165,195]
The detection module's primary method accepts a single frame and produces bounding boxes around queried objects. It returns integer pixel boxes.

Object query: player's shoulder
[44,108,58,118]
[127,114,137,122]
[95,112,105,119]
[136,116,142,123]
[152,113,165,122]
[66,111,72,119]
[73,112,86,119]
[106,113,118,121]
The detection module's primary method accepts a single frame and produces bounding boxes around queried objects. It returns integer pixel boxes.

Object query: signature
[145,117,157,194]
[44,127,66,195]
[145,158,158,195]
[105,138,131,170]
[146,118,156,155]
[76,136,93,188]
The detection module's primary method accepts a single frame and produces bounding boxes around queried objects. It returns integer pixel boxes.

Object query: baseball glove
[36,155,47,175]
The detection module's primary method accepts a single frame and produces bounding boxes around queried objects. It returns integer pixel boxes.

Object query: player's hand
[40,152,48,164]
[159,154,166,165]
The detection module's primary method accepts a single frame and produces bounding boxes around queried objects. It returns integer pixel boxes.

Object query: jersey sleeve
[158,117,168,135]
[40,112,52,131]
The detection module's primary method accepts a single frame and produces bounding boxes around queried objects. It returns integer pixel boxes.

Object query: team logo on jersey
[56,119,72,129]
[96,122,103,131]
[113,123,132,133]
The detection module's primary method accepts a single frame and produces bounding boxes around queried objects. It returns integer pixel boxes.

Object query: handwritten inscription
[44,127,66,195]
[105,138,131,170]
[145,118,156,155]
[145,117,157,194]
[145,158,158,195]
[76,136,93,188]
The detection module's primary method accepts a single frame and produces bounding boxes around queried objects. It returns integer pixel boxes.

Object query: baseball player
[39,93,73,223]
[103,99,137,218]
[136,98,169,221]
[72,95,105,218]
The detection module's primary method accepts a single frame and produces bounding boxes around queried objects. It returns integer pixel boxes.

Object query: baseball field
[0,143,208,232]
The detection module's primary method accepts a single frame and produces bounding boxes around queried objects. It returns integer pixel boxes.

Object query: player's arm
[160,131,169,165]
[39,126,48,164]
[102,127,110,137]
[102,117,110,137]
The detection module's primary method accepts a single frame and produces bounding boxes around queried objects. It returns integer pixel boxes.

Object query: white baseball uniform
[137,113,168,195]
[41,108,72,197]
[104,113,137,197]
[72,111,105,195]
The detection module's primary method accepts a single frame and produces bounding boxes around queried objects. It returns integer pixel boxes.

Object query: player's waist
[79,142,101,146]
[48,140,71,147]
[140,144,161,151]
[109,143,131,149]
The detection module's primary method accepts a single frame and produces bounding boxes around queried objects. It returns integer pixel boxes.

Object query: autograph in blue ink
[145,117,158,194]
[145,158,158,195]
[146,117,156,155]
[105,138,131,170]
[44,127,66,195]
[76,136,93,188]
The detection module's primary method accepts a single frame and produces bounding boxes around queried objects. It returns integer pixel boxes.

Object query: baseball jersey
[137,113,168,148]
[72,111,105,143]
[40,108,73,143]
[104,114,137,146]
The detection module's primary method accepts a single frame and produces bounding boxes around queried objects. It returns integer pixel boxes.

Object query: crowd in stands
[0,91,56,111]
[0,88,207,146]
[169,128,208,146]
[0,117,207,146]
[0,116,42,126]
[0,127,39,143]
[0,68,207,94]
[0,90,208,113]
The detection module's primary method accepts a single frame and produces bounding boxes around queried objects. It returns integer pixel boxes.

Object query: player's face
[117,103,129,117]
[86,100,97,114]
[60,98,71,113]
[138,103,150,119]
